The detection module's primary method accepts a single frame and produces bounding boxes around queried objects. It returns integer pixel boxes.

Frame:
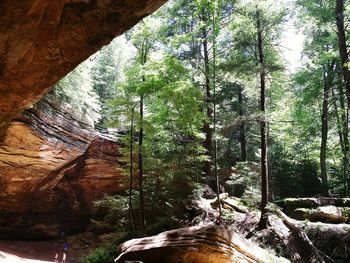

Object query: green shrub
[93,194,129,231]
[82,244,116,263]
[226,162,261,208]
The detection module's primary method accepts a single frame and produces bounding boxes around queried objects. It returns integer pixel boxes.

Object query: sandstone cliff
[0,0,167,135]
[0,98,124,239]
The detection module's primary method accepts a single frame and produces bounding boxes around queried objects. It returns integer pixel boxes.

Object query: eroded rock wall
[0,0,167,135]
[0,98,124,239]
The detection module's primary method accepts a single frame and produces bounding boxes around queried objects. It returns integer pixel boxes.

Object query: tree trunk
[212,9,222,219]
[340,83,350,196]
[129,108,135,230]
[333,75,349,197]
[238,86,247,161]
[331,88,345,154]
[345,107,349,196]
[202,33,213,179]
[257,9,269,229]
[335,0,350,108]
[335,0,350,196]
[137,41,147,229]
[320,67,330,196]
[226,130,236,166]
[139,94,145,229]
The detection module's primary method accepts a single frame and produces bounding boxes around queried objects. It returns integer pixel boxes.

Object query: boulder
[0,0,167,136]
[115,225,289,263]
[0,98,125,239]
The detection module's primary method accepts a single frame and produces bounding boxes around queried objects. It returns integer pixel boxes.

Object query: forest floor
[1,194,349,263]
[0,240,80,263]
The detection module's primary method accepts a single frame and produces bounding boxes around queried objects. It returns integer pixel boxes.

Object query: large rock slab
[115,225,289,263]
[0,0,167,135]
[0,98,125,239]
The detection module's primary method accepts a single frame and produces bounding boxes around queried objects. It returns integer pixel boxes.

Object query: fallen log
[274,209,334,263]
[221,199,248,213]
[276,198,350,210]
[275,198,350,224]
[210,193,248,213]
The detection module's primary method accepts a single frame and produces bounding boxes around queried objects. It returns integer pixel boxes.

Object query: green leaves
[49,61,101,127]
[224,0,285,78]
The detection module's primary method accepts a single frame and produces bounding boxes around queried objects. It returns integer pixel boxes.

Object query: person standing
[62,242,69,262]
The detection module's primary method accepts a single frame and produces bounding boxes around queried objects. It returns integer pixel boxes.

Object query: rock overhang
[0,0,167,136]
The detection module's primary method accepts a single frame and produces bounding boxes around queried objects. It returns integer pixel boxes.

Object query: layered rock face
[0,0,167,135]
[0,98,124,239]
[115,225,289,263]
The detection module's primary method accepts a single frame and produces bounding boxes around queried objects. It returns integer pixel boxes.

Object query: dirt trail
[0,240,79,263]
